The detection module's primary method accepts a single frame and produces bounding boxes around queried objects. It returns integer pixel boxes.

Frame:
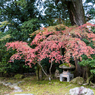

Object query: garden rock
[69,86,94,95]
[14,74,24,79]
[70,77,84,85]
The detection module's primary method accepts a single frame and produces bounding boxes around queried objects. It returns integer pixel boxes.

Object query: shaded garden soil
[0,76,95,95]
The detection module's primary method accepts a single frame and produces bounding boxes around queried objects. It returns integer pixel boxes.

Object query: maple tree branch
[38,61,48,77]
[60,48,64,63]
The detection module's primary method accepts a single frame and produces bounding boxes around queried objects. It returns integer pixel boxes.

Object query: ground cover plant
[0,76,95,95]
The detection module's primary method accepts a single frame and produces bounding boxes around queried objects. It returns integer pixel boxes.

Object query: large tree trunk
[74,57,82,77]
[65,0,85,26]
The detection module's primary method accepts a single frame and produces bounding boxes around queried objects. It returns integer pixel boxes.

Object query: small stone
[14,86,21,89]
[7,82,12,85]
[65,84,72,88]
[17,81,23,84]
[48,82,52,84]
[83,83,88,86]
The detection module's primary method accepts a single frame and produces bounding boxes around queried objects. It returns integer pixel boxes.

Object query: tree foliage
[0,0,41,41]
[0,31,11,73]
[5,23,95,74]
[0,0,42,75]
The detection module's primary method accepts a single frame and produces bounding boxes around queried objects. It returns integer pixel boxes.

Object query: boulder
[69,86,94,95]
[70,77,84,85]
[14,74,24,79]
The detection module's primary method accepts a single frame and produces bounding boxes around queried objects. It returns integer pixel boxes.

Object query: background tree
[0,0,42,75]
[39,0,95,26]
[84,0,95,21]
[0,22,11,75]
[42,0,70,26]
[0,0,41,41]
[40,0,85,26]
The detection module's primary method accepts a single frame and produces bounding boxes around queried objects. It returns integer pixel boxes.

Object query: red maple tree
[5,23,95,77]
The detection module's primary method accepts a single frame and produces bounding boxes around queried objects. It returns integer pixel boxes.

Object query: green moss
[14,74,24,79]
[60,63,70,67]
[59,63,75,69]
[8,76,95,95]
[0,83,13,94]
[0,76,95,95]
[70,77,84,85]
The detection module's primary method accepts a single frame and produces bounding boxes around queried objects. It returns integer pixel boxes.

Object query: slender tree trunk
[38,61,48,77]
[36,64,40,80]
[38,65,43,80]
[65,0,85,26]
[49,61,53,80]
[86,75,93,85]
[37,61,53,80]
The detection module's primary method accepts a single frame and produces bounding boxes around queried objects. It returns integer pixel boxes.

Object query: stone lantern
[59,63,75,82]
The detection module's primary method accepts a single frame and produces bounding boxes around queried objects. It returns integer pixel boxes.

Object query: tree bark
[64,0,86,26]
[36,63,43,80]
[74,57,82,77]
[86,75,93,85]
[38,61,48,77]
[49,61,53,80]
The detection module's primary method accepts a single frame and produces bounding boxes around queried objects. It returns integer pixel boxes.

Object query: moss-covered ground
[0,83,13,95]
[0,76,95,95]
